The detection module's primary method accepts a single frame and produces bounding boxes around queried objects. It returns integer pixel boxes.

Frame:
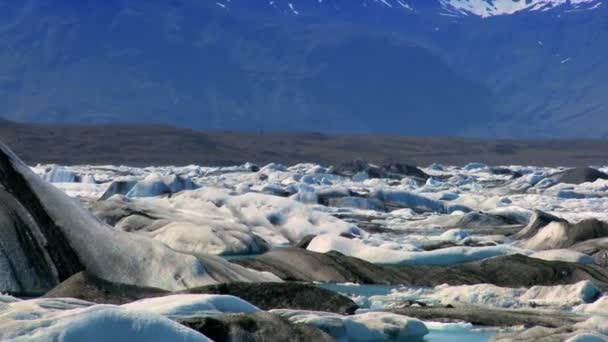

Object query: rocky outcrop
[232,248,406,284]
[43,271,169,305]
[45,272,358,315]
[395,254,608,289]
[44,272,359,315]
[489,167,523,179]
[233,248,608,289]
[553,167,608,185]
[330,160,429,182]
[390,303,585,328]
[182,282,359,315]
[179,312,333,342]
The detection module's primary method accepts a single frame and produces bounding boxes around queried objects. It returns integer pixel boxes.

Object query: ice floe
[12,149,608,339]
[271,309,429,341]
[306,234,528,265]
[360,281,602,311]
[0,295,212,342]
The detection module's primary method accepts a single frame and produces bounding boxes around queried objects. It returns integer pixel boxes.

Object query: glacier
[2,143,607,340]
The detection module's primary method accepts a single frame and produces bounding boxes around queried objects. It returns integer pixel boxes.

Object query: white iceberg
[306,234,527,265]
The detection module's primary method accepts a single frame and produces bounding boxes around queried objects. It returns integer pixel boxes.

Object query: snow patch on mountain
[440,0,602,17]
[215,0,601,17]
[216,0,417,15]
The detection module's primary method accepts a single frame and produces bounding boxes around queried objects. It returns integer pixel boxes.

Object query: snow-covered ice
[306,234,528,265]
[122,294,259,319]
[0,295,212,342]
[271,309,429,341]
[0,294,435,342]
[0,142,280,295]
[352,281,602,311]
[13,157,608,340]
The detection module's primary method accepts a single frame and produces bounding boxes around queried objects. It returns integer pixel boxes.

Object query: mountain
[214,0,602,18]
[439,0,602,17]
[0,0,606,137]
[0,0,493,135]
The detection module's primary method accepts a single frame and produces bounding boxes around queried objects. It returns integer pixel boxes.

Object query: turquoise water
[318,283,497,341]
[317,283,400,297]
[424,329,495,342]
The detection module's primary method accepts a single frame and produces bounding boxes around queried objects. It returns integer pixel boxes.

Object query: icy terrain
[5,157,608,340]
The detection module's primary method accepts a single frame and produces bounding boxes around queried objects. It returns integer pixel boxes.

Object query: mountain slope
[213,0,602,17]
[0,0,607,137]
[420,8,608,137]
[439,0,602,17]
[0,1,493,135]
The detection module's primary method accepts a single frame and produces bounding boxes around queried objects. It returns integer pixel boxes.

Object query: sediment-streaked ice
[271,309,429,341]
[360,281,601,310]
[306,234,529,265]
[0,295,212,342]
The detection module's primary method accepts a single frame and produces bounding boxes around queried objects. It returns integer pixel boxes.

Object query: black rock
[232,248,407,284]
[489,167,523,179]
[44,271,169,305]
[330,160,379,178]
[389,303,585,329]
[232,248,608,289]
[248,164,261,172]
[182,282,358,315]
[553,167,608,185]
[330,160,429,182]
[381,163,430,182]
[394,254,608,289]
[45,272,359,315]
[179,312,333,342]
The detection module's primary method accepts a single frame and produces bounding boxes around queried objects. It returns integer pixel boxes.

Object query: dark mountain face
[416,9,608,138]
[0,0,494,134]
[0,0,606,137]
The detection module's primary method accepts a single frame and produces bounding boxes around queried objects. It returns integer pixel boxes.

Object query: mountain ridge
[0,0,607,137]
[212,0,603,17]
